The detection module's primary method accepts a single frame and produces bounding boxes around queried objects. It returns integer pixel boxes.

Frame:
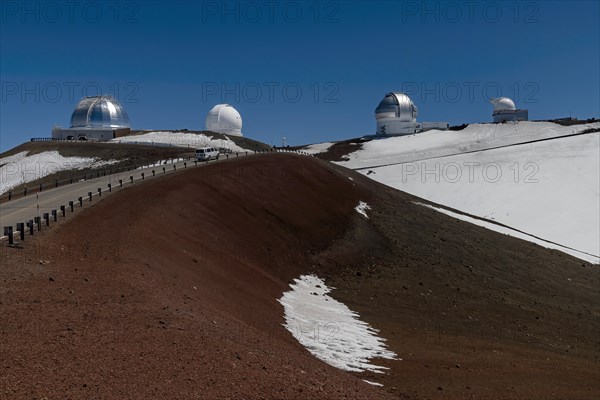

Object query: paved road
[0,154,252,240]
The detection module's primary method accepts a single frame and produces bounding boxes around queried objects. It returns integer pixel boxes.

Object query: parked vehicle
[195,147,219,161]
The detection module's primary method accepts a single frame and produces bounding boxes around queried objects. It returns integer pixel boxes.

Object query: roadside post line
[17,223,25,241]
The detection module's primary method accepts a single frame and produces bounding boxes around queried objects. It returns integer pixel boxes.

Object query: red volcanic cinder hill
[1,153,598,399]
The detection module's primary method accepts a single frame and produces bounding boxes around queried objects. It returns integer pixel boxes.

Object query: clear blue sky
[1,1,598,151]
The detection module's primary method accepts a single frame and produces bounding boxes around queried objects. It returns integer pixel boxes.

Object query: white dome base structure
[490,97,528,123]
[205,104,243,136]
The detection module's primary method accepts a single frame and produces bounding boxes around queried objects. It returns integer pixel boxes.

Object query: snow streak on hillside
[112,131,247,152]
[279,275,397,374]
[336,122,600,262]
[0,151,119,195]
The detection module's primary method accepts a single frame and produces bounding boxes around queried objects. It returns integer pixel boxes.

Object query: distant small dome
[205,104,243,136]
[375,92,418,122]
[490,97,516,112]
[70,96,130,129]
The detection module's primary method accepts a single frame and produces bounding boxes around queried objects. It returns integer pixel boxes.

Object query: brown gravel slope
[1,153,598,400]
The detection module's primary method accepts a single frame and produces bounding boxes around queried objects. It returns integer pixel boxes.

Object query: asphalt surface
[0,154,250,239]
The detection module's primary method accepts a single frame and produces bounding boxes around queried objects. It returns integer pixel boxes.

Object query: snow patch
[302,142,334,155]
[0,151,119,195]
[355,201,371,219]
[339,121,600,170]
[278,275,398,373]
[112,131,248,152]
[363,379,383,387]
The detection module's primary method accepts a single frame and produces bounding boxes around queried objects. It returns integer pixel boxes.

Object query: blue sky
[1,0,598,151]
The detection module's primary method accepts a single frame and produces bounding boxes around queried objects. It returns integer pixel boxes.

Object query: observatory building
[490,97,528,123]
[52,96,131,141]
[205,104,243,136]
[375,92,448,136]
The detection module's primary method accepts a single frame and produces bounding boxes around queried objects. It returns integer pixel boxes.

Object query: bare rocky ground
[1,153,598,399]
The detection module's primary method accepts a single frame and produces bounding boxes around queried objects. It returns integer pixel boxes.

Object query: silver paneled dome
[375,92,418,122]
[70,96,130,128]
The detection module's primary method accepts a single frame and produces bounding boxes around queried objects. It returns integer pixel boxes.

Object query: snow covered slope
[301,142,335,155]
[111,131,247,152]
[341,122,599,169]
[0,151,118,195]
[336,122,600,262]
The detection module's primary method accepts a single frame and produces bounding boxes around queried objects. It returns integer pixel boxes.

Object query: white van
[195,147,219,161]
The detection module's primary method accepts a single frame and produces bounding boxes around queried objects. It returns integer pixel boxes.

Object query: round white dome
[490,97,516,112]
[375,92,418,122]
[205,104,243,136]
[70,96,130,128]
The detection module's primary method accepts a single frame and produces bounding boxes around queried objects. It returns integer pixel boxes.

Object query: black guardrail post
[78,197,83,206]
[141,172,145,180]
[88,192,92,201]
[119,179,123,187]
[52,210,57,222]
[173,165,176,171]
[34,216,41,231]
[43,213,49,226]
[17,223,25,241]
[4,226,14,245]
[108,183,112,192]
[152,170,155,176]
[39,183,43,192]
[27,220,33,235]
[8,191,12,200]
[163,167,166,174]
[184,162,187,168]
[61,205,66,216]
[97,188,102,197]
[24,187,27,196]
[130,176,133,183]
[194,161,197,166]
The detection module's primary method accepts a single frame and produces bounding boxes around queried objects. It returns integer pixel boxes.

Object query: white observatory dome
[205,104,243,136]
[375,92,418,122]
[490,97,516,112]
[70,96,130,129]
